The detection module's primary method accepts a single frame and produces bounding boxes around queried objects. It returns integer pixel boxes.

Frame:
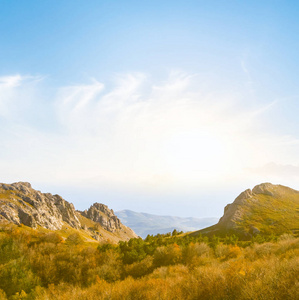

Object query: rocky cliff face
[217,188,253,230]
[0,182,80,230]
[79,203,121,232]
[0,182,138,241]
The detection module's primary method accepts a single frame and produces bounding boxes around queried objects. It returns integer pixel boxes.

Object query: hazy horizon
[1,1,299,218]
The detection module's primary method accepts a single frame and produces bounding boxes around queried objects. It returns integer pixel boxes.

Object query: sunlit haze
[1,1,299,217]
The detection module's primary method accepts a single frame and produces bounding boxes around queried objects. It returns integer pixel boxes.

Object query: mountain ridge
[192,182,299,238]
[116,209,218,238]
[0,182,137,243]
[1,181,298,242]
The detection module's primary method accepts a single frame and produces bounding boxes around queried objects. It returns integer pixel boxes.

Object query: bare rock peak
[0,182,80,230]
[13,181,32,188]
[252,182,275,196]
[0,181,137,242]
[234,189,253,204]
[79,202,122,232]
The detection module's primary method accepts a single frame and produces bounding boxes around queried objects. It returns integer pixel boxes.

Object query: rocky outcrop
[216,182,299,236]
[218,188,253,230]
[252,183,275,196]
[0,182,138,242]
[191,182,299,239]
[0,182,81,230]
[217,183,276,231]
[79,203,121,232]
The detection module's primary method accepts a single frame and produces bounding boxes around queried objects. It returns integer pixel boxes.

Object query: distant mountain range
[115,210,219,238]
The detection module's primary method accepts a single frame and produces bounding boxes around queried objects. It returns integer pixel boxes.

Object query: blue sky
[1,1,299,217]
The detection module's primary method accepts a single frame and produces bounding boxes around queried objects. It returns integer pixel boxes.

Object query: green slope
[192,183,299,238]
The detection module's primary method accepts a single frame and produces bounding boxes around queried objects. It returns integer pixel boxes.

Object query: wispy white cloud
[0,74,43,89]
[0,74,24,87]
[0,71,298,191]
[0,74,44,120]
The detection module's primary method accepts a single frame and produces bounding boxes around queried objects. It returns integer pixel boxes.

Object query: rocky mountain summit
[79,203,121,232]
[0,182,137,242]
[194,183,299,238]
[0,182,80,230]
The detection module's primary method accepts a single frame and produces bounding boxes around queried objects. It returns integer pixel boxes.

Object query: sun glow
[1,72,297,192]
[162,130,229,183]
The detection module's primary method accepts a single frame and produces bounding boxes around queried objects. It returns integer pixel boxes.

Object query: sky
[1,0,299,218]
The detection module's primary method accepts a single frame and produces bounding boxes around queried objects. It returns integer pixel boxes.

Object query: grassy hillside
[235,188,299,236]
[0,223,298,299]
[193,183,299,238]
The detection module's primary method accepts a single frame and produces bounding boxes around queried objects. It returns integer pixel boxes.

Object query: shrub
[0,289,7,300]
[66,233,84,245]
[42,232,63,244]
[153,244,182,267]
[183,242,211,267]
[124,256,154,278]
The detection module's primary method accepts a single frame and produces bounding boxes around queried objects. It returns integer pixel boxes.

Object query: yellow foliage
[0,225,298,299]
[0,289,7,300]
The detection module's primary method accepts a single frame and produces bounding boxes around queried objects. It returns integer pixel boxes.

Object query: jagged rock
[0,182,80,230]
[92,234,100,241]
[0,181,138,242]
[218,188,254,230]
[18,210,36,227]
[53,194,80,229]
[252,183,275,196]
[79,203,122,232]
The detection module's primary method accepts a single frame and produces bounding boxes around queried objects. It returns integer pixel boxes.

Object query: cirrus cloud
[0,72,298,193]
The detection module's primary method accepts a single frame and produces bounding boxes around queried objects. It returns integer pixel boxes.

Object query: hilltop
[192,183,299,238]
[0,182,137,243]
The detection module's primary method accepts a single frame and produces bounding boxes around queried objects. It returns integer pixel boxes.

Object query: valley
[0,181,298,299]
